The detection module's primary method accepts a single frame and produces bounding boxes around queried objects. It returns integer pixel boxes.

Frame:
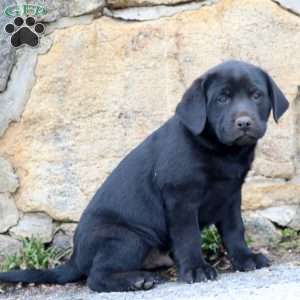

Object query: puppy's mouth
[217,124,265,146]
[234,133,257,146]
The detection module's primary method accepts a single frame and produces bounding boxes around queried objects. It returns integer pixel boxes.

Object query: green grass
[0,227,245,272]
[281,228,298,241]
[0,237,69,272]
[201,226,223,257]
[246,236,254,246]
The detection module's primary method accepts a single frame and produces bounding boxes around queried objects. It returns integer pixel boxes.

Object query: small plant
[246,236,254,246]
[201,226,223,256]
[281,228,298,241]
[0,237,68,272]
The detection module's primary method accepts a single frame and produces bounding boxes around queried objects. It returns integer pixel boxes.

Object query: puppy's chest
[196,158,248,225]
[197,178,243,226]
[203,156,249,179]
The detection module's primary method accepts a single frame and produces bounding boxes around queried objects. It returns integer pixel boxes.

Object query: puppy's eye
[252,90,263,102]
[217,94,230,104]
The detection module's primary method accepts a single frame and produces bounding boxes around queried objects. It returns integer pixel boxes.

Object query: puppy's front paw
[178,264,218,283]
[232,252,270,272]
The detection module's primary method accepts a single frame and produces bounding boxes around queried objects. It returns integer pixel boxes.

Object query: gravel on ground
[1,263,300,300]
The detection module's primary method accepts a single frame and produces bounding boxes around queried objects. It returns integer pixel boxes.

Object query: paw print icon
[5,16,45,48]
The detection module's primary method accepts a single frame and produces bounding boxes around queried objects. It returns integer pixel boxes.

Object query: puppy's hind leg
[87,228,164,292]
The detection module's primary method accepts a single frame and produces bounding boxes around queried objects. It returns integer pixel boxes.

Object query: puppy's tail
[0,260,82,284]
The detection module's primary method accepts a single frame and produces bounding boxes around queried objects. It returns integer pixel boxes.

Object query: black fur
[0,60,289,292]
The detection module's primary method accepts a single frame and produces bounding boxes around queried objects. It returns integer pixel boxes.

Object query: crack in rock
[104,0,219,21]
[272,0,300,16]
[107,0,198,9]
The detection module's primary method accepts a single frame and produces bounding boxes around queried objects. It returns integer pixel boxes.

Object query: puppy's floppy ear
[175,77,206,135]
[264,72,289,122]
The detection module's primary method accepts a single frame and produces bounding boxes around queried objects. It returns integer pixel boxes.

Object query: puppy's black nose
[235,116,252,130]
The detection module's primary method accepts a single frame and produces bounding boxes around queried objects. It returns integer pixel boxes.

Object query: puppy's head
[176,60,289,146]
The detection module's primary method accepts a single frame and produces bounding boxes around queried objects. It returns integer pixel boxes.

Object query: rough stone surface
[31,0,105,22]
[53,223,77,251]
[252,133,295,179]
[9,213,54,243]
[242,181,300,211]
[46,15,95,34]
[243,213,282,247]
[273,0,300,15]
[0,156,19,193]
[0,42,52,137]
[295,90,300,179]
[0,193,19,233]
[289,206,300,230]
[0,234,21,261]
[260,205,298,227]
[0,0,300,221]
[0,0,16,92]
[66,0,105,17]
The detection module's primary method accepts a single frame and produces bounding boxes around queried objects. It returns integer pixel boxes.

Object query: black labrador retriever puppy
[0,60,289,292]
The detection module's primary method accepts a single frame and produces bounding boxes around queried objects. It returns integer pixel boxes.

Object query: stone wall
[0,0,300,255]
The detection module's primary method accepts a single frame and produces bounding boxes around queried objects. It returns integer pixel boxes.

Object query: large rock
[0,0,300,221]
[289,208,300,230]
[52,223,77,251]
[251,126,295,179]
[243,213,282,247]
[0,234,21,261]
[0,193,19,233]
[242,181,300,211]
[259,205,298,227]
[0,156,19,193]
[0,46,47,137]
[33,0,105,21]
[9,213,54,243]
